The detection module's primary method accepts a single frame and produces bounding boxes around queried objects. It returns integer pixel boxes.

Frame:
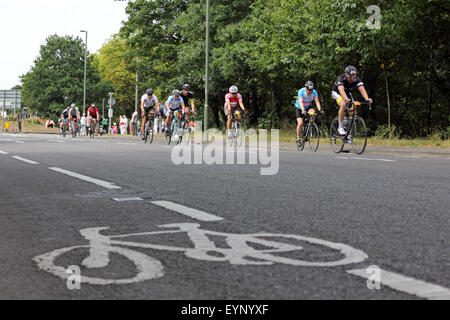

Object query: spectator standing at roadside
[80,113,87,136]
[102,117,108,133]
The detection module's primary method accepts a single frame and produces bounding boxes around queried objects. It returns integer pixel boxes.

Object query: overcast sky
[0,0,129,89]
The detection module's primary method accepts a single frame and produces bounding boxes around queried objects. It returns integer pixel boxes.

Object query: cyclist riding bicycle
[180,84,196,122]
[140,88,161,139]
[87,103,100,134]
[59,106,70,134]
[332,66,372,142]
[165,90,185,136]
[295,81,324,147]
[68,103,81,133]
[225,86,247,138]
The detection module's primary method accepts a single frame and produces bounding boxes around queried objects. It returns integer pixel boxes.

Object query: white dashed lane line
[0,150,9,154]
[12,156,39,165]
[347,268,450,300]
[48,167,121,190]
[152,200,224,222]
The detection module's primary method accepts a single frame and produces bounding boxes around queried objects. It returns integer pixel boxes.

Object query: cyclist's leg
[332,91,347,130]
[295,108,304,140]
[141,113,147,134]
[224,106,232,130]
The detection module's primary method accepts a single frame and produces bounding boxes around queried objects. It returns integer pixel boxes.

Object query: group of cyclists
[139,84,198,139]
[57,65,373,147]
[295,65,372,147]
[59,103,101,136]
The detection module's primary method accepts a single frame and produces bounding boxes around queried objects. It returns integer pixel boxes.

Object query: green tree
[21,34,109,118]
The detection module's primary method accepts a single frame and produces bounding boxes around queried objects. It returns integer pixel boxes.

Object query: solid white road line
[0,150,9,154]
[12,156,39,165]
[48,167,121,190]
[152,200,224,222]
[336,156,396,162]
[347,268,450,300]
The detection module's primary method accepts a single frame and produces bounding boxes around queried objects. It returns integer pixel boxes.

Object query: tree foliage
[21,34,111,118]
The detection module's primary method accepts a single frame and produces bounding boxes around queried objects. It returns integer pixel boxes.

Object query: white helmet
[229,86,238,94]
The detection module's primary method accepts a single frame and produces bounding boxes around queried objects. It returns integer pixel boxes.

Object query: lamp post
[80,30,88,115]
[204,0,210,141]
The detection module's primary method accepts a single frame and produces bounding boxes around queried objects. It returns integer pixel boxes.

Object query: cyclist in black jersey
[332,66,372,136]
[180,84,196,122]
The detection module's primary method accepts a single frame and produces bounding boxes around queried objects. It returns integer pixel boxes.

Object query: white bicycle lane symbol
[34,223,368,285]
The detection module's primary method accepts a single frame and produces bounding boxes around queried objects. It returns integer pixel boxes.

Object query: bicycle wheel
[308,122,320,152]
[165,121,172,145]
[144,121,149,143]
[235,121,243,147]
[172,120,182,145]
[350,116,367,155]
[148,119,154,144]
[72,122,76,139]
[330,117,344,154]
[62,125,66,138]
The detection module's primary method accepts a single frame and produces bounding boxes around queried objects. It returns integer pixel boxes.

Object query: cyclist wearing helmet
[140,88,161,139]
[225,85,247,137]
[165,90,185,136]
[87,103,100,134]
[332,66,372,136]
[180,84,196,122]
[68,103,81,134]
[295,81,323,147]
[59,105,70,134]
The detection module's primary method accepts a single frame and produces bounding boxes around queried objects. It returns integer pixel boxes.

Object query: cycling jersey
[180,91,194,107]
[295,88,318,110]
[87,107,99,117]
[141,94,159,109]
[69,108,78,118]
[332,74,364,94]
[62,108,69,119]
[224,93,242,108]
[166,95,184,110]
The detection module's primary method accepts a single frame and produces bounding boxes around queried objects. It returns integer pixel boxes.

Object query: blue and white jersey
[295,88,318,109]
[166,95,184,110]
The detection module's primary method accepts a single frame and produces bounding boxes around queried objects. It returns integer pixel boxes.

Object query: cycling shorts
[332,91,353,106]
[166,108,181,117]
[224,107,241,117]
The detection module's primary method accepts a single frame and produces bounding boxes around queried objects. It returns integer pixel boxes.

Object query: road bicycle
[88,119,97,139]
[143,113,155,144]
[330,101,371,155]
[33,222,368,285]
[165,110,182,146]
[180,111,195,145]
[297,110,320,152]
[70,119,78,139]
[227,110,246,147]
[60,120,68,138]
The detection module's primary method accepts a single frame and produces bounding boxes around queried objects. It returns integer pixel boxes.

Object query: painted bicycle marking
[34,223,368,285]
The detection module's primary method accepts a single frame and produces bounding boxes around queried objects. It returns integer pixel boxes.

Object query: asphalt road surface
[0,133,449,300]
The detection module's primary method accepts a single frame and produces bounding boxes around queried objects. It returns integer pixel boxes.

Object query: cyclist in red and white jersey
[225,86,247,138]
[87,104,100,133]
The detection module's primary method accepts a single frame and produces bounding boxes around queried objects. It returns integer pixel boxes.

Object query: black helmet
[146,88,154,95]
[305,81,314,90]
[172,89,181,96]
[182,84,190,91]
[345,65,357,76]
